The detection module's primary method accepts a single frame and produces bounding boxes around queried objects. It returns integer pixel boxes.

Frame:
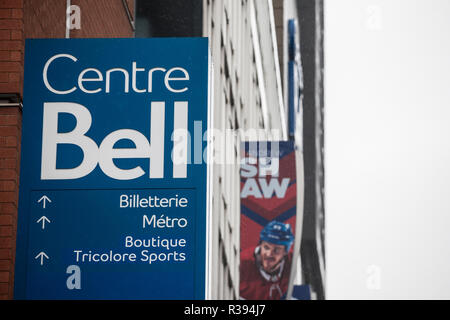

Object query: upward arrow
[37,195,51,209]
[36,216,51,229]
[35,252,49,266]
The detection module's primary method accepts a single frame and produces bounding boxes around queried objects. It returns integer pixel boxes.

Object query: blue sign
[14,38,210,299]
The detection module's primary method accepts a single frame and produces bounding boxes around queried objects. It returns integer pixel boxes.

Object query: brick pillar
[0,0,23,95]
[0,0,23,300]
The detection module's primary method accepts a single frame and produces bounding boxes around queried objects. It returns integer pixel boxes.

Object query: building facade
[204,0,287,299]
[0,0,324,300]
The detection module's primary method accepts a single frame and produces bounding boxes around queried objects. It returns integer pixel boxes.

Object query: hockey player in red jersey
[240,220,295,300]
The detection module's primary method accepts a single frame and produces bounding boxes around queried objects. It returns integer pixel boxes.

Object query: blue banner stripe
[241,205,268,226]
[242,141,295,159]
[241,204,297,227]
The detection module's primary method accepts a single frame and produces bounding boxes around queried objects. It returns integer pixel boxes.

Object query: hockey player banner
[240,141,301,300]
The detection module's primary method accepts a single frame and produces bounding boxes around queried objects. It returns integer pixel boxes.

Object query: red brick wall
[23,0,65,38]
[0,106,20,300]
[0,0,23,300]
[0,0,134,299]
[71,0,134,38]
[24,0,134,39]
[0,0,23,95]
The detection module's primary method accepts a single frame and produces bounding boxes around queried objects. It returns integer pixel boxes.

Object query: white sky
[325,0,450,299]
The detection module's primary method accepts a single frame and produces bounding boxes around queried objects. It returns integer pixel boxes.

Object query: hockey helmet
[260,220,295,252]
